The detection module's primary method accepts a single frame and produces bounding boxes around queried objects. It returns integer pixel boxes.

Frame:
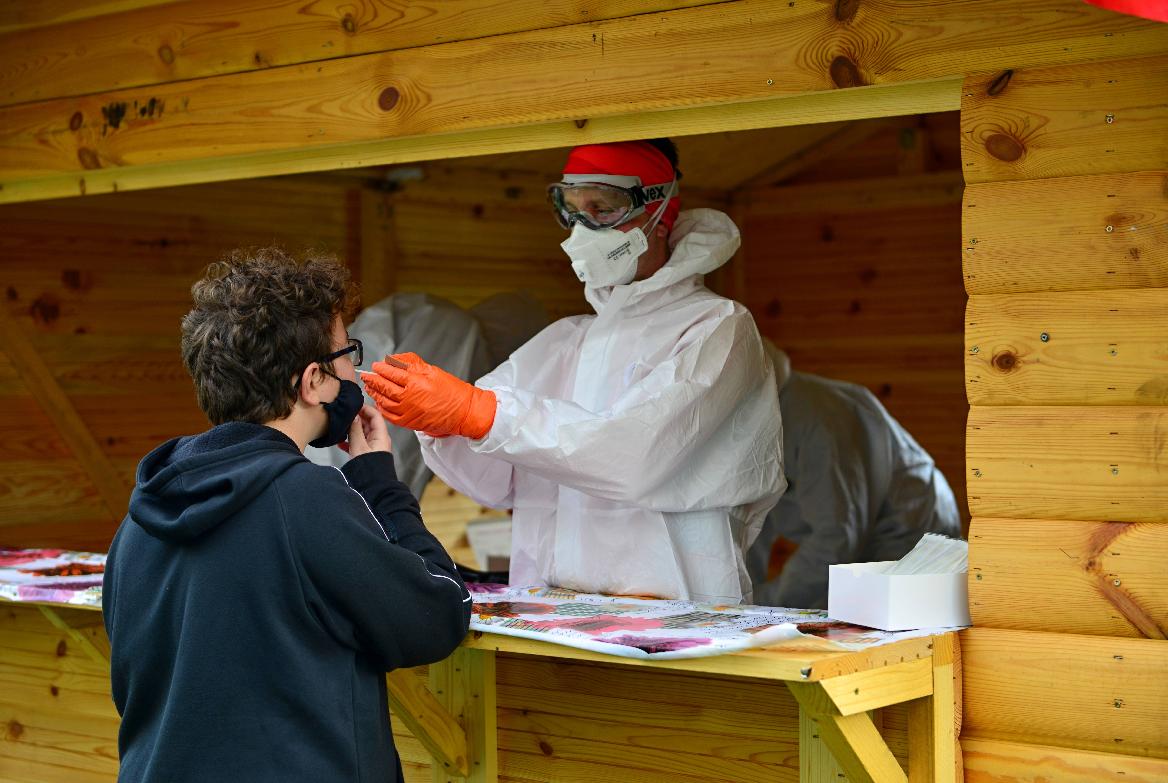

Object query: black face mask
[310,379,364,448]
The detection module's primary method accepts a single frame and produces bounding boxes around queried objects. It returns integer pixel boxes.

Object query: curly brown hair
[181,248,358,425]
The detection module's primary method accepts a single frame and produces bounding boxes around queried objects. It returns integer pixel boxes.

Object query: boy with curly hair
[103,248,470,783]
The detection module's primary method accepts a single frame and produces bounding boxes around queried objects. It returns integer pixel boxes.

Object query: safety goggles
[547,174,675,230]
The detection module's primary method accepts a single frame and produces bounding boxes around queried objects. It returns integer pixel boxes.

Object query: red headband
[562,141,681,232]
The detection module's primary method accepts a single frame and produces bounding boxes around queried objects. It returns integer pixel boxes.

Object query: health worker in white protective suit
[306,291,548,499]
[363,139,785,604]
[745,341,963,609]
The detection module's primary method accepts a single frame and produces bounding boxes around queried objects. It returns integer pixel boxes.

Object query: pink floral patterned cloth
[468,584,950,660]
[0,548,105,608]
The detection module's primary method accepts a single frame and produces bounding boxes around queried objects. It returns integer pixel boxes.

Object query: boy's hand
[345,405,392,458]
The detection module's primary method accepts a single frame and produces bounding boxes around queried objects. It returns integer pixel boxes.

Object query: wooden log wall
[733,116,969,525]
[0,177,354,549]
[958,54,1168,780]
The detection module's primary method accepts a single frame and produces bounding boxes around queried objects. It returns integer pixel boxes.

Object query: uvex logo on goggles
[638,183,672,205]
[549,176,677,231]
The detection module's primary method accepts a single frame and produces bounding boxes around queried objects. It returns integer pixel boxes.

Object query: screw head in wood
[970,346,980,354]
[1040,332,1049,342]
[1106,224,1114,232]
[1106,113,1115,124]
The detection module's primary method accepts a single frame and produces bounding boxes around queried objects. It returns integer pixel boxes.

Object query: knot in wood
[992,351,1017,372]
[987,70,1013,97]
[69,111,83,131]
[378,87,400,111]
[829,56,866,89]
[77,147,102,169]
[158,44,175,65]
[834,0,860,23]
[5,720,22,740]
[985,133,1024,162]
[30,293,61,326]
[342,14,357,34]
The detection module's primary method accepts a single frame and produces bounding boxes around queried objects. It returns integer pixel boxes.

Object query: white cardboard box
[827,561,970,631]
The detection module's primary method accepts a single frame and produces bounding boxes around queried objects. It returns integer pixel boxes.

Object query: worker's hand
[344,405,393,458]
[363,352,497,439]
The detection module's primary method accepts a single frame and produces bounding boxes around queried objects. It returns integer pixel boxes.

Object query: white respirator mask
[559,180,676,288]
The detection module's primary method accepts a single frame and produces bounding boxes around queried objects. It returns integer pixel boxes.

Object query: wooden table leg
[429,647,498,783]
[789,681,907,783]
[386,669,470,777]
[801,706,851,782]
[906,633,962,783]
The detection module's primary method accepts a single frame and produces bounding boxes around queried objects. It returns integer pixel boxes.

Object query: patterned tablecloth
[0,549,961,660]
[466,583,958,660]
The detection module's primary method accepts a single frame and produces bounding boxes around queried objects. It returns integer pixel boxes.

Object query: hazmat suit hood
[129,422,303,543]
[584,208,741,314]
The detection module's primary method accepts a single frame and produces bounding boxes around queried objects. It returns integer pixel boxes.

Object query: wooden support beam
[819,658,934,716]
[0,306,130,521]
[0,0,722,108]
[385,669,470,778]
[0,77,963,205]
[907,633,961,783]
[429,648,497,783]
[5,0,1168,203]
[800,707,851,783]
[789,681,908,783]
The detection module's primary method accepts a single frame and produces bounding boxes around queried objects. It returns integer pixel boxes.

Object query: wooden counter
[1,599,959,783]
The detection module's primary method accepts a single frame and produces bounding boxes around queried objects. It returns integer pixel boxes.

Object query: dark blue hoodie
[103,422,471,783]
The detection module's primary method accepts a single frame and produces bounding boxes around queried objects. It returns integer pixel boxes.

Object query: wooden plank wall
[0,177,356,549]
[0,604,912,783]
[959,55,1168,781]
[734,113,969,526]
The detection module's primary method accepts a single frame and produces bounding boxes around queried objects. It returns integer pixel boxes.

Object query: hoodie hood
[128,422,305,543]
[584,208,741,314]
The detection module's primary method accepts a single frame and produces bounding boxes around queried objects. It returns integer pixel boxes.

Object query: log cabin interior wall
[2,2,1167,782]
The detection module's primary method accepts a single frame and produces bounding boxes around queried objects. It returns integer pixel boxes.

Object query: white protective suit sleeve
[421,306,778,513]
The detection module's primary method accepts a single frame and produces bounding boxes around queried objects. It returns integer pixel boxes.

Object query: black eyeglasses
[318,338,363,368]
[294,338,363,388]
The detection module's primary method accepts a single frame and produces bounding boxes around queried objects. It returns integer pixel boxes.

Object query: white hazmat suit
[420,209,785,603]
[745,343,962,609]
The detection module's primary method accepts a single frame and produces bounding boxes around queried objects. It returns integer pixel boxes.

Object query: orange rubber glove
[363,352,497,439]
